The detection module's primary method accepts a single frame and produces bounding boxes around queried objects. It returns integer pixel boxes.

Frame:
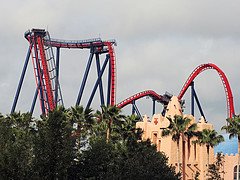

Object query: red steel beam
[178,63,235,118]
[37,36,55,112]
[117,90,163,109]
[105,42,116,106]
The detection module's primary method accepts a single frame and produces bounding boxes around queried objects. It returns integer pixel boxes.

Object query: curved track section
[44,37,117,106]
[43,37,116,49]
[117,90,167,109]
[25,29,117,106]
[178,63,235,118]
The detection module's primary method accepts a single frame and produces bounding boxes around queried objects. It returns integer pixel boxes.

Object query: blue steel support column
[132,100,136,115]
[192,87,206,120]
[86,56,109,109]
[30,84,39,114]
[76,48,94,106]
[107,54,111,105]
[152,99,156,115]
[191,81,194,116]
[132,103,142,120]
[11,45,32,114]
[95,53,105,106]
[36,63,46,115]
[55,47,60,106]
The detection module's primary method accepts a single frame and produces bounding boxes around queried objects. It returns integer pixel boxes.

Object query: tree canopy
[162,115,197,180]
[0,105,179,179]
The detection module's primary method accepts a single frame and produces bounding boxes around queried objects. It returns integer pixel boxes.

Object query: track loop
[178,63,235,118]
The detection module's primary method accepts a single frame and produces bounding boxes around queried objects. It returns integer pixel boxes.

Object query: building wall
[221,154,238,180]
[136,96,215,180]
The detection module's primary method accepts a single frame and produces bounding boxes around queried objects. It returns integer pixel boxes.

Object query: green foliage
[193,128,224,178]
[0,112,35,179]
[77,138,179,180]
[68,105,95,137]
[32,106,75,179]
[207,153,225,180]
[67,105,95,150]
[161,114,197,176]
[162,115,197,143]
[113,114,143,143]
[121,139,180,180]
[76,138,122,179]
[193,129,224,149]
[222,115,240,140]
[222,116,240,180]
[222,115,240,180]
[95,105,125,142]
[0,105,179,179]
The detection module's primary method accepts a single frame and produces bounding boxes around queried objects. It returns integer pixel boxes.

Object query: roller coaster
[11,29,235,120]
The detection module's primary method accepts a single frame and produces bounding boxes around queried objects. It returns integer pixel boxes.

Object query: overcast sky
[1,0,240,132]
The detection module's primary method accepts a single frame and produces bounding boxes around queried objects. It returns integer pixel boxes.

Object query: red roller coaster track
[117,90,169,109]
[178,63,235,118]
[105,42,116,106]
[12,29,235,120]
[42,34,117,106]
[17,29,117,114]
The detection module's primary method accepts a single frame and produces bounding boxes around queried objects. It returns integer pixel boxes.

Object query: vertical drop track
[11,29,117,115]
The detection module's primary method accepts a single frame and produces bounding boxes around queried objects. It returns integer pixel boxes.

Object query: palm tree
[222,116,240,180]
[116,114,142,143]
[162,115,197,180]
[33,106,76,179]
[68,105,94,138]
[185,123,198,160]
[95,105,125,142]
[0,112,35,178]
[193,128,224,175]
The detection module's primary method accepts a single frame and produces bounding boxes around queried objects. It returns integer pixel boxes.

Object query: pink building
[136,96,238,180]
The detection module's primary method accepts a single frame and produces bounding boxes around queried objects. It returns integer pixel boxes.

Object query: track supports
[95,53,105,106]
[191,82,195,116]
[190,81,206,120]
[152,99,156,115]
[86,55,109,109]
[30,83,40,114]
[107,55,112,106]
[132,102,142,120]
[178,63,235,118]
[12,29,117,115]
[76,48,94,106]
[11,45,32,114]
[55,47,60,106]
[132,101,136,115]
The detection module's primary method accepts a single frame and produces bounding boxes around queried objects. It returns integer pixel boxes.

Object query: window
[158,140,161,151]
[194,143,197,160]
[188,140,191,160]
[234,165,240,180]
[152,133,157,145]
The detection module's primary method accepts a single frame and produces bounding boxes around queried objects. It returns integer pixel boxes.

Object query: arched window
[194,143,197,160]
[234,165,240,180]
[152,133,157,145]
[158,140,161,151]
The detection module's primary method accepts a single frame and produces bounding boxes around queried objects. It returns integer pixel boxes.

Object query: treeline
[0,105,179,180]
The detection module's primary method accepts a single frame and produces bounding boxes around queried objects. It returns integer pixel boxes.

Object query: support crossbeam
[12,28,117,115]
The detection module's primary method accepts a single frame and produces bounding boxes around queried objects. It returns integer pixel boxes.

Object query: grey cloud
[0,0,240,132]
